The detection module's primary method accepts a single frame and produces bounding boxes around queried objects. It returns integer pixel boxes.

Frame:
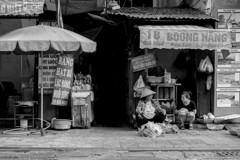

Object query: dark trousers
[136,112,166,127]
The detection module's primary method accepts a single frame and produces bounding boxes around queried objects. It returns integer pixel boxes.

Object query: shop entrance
[90,27,128,126]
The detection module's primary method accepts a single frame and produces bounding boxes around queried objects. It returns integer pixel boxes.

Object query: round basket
[197,118,214,124]
[206,124,224,131]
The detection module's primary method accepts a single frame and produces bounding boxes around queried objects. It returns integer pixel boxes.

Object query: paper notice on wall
[51,54,74,106]
[217,92,239,107]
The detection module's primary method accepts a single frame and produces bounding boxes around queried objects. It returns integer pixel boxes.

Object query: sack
[137,122,162,138]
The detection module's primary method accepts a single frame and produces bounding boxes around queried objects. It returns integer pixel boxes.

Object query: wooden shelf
[150,83,181,87]
[153,98,173,101]
[150,83,181,123]
[15,114,34,116]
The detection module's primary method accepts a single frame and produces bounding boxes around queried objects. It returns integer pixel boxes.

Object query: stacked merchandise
[71,73,93,128]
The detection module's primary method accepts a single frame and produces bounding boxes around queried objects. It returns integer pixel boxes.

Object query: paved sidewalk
[0,125,240,152]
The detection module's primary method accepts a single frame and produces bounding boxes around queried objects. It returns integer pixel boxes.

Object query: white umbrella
[0,24,97,133]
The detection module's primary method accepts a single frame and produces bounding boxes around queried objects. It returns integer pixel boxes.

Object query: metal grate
[217,151,240,157]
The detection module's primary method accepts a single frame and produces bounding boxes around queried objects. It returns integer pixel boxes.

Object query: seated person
[136,88,166,127]
[175,91,196,130]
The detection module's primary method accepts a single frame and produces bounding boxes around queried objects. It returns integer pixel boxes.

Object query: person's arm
[189,101,197,115]
[136,101,144,115]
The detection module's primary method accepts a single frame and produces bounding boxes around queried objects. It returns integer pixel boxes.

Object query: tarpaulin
[139,25,232,51]
[0,0,44,16]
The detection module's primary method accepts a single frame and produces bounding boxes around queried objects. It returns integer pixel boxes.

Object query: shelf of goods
[150,83,181,123]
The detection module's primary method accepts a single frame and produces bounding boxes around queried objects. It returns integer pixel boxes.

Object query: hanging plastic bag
[133,75,146,98]
[133,75,146,92]
[198,58,207,72]
[206,75,213,91]
[205,56,213,73]
[198,56,213,73]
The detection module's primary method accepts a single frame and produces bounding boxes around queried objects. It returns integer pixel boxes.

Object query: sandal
[180,125,185,130]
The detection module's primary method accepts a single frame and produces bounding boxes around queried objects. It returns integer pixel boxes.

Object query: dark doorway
[64,14,129,126]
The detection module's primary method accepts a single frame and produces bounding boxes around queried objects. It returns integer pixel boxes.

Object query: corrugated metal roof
[108,7,218,21]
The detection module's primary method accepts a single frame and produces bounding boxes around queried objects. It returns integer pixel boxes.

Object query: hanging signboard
[51,54,74,106]
[131,53,157,72]
[0,0,44,16]
[139,25,232,50]
[38,54,58,89]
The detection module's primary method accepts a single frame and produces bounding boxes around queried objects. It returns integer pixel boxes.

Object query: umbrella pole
[40,51,44,136]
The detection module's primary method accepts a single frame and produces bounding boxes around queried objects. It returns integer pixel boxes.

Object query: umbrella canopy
[0,24,96,54]
[0,24,97,133]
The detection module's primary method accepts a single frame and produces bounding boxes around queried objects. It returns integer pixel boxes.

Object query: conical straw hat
[140,88,156,98]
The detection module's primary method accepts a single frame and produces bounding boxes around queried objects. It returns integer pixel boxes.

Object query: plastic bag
[198,56,213,73]
[198,58,207,72]
[205,56,213,73]
[134,75,145,91]
[133,75,146,97]
[137,122,162,138]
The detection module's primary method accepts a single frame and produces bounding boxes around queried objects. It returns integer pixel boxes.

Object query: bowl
[206,124,224,131]
[52,119,72,130]
[228,127,240,136]
[54,124,71,130]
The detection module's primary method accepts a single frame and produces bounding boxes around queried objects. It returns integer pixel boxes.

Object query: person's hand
[162,109,166,115]
[138,113,146,119]
[188,111,195,117]
[138,114,143,119]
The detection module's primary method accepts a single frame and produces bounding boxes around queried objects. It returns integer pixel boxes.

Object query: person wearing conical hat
[136,87,166,127]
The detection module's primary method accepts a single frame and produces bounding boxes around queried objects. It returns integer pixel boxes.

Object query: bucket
[20,119,28,128]
[164,70,171,84]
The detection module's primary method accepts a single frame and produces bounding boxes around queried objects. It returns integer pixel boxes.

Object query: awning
[0,0,44,16]
[139,25,231,51]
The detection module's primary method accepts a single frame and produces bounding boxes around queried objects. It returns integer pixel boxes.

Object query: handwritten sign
[139,25,231,50]
[38,54,58,89]
[131,53,157,72]
[0,0,44,16]
[51,54,74,106]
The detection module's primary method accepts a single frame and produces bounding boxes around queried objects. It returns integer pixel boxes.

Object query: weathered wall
[0,19,36,94]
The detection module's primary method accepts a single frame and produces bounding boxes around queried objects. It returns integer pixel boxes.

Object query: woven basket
[197,118,214,124]
[147,76,163,83]
[206,124,224,131]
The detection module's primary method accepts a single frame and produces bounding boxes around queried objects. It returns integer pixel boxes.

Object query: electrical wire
[191,0,201,7]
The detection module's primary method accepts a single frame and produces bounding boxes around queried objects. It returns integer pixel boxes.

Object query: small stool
[14,101,36,128]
